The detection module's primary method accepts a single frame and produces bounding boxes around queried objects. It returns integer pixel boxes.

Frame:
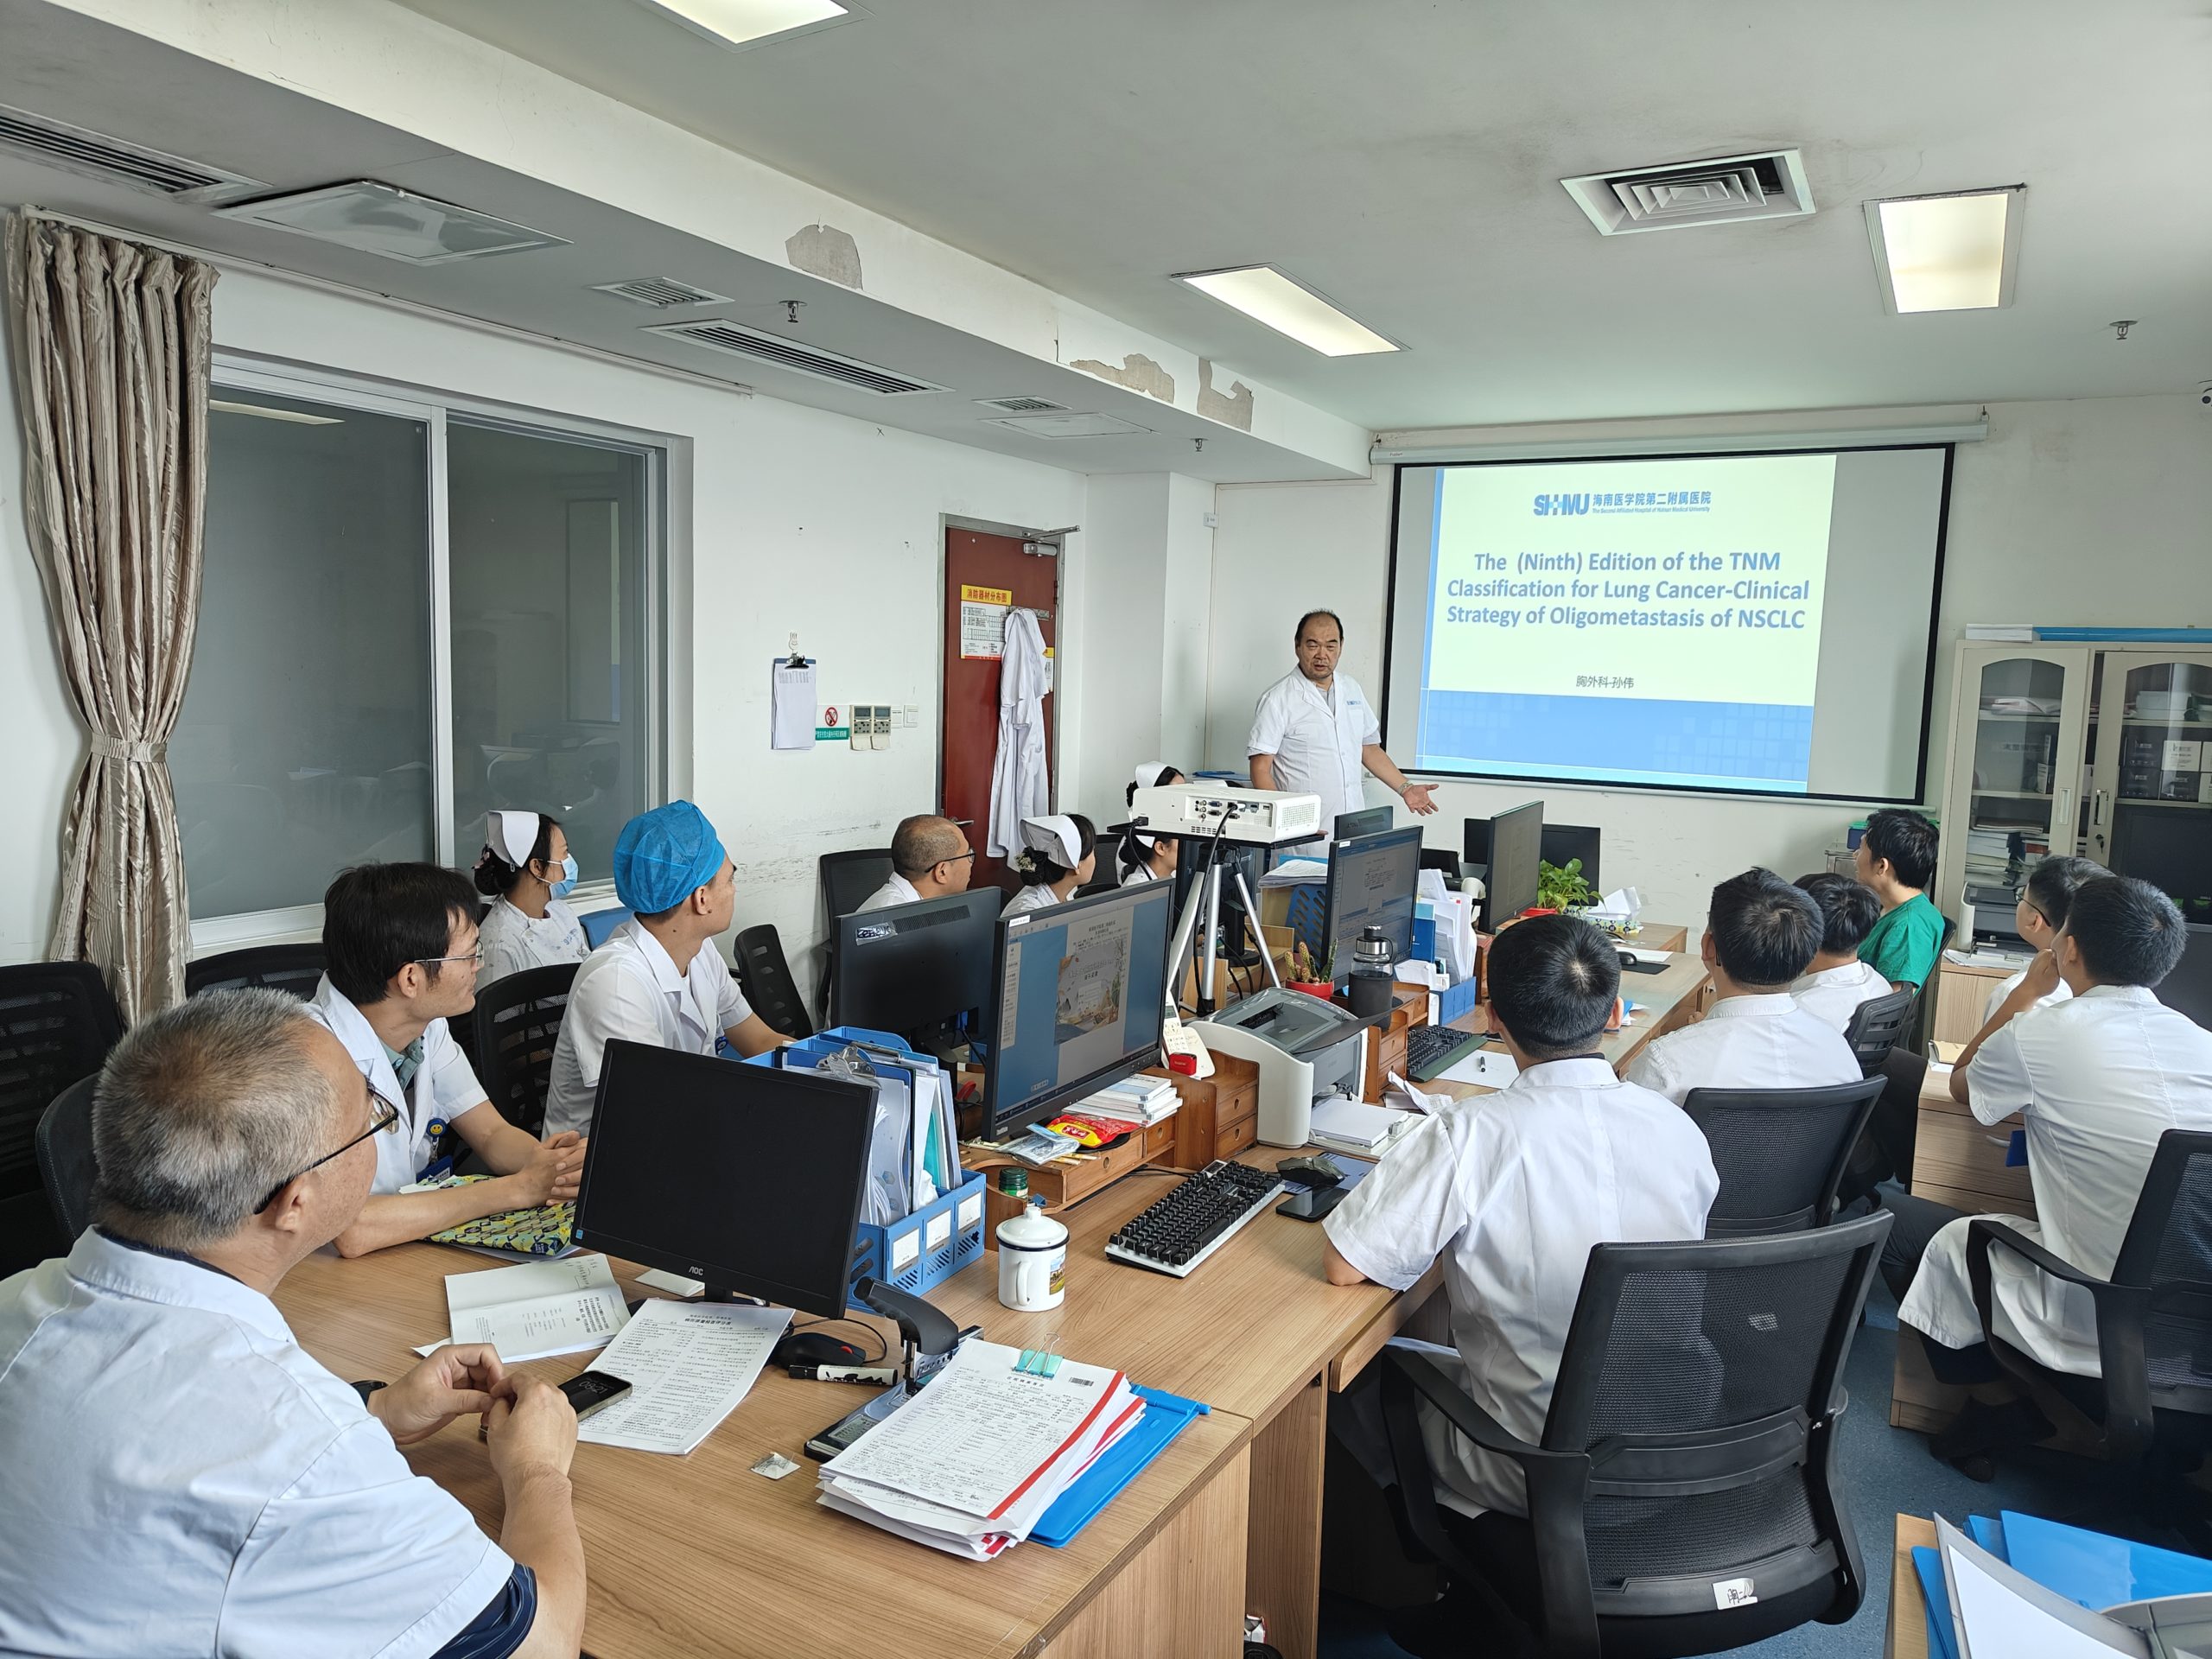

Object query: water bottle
[1348,924,1395,1019]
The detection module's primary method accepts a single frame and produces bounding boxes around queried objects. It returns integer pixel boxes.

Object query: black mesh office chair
[1842,988,1916,1076]
[1380,1211,1891,1659]
[1683,1077,1886,1236]
[733,925,815,1041]
[0,963,124,1273]
[1077,832,1123,897]
[1965,1128,2212,1546]
[35,1074,99,1245]
[817,849,895,1022]
[470,963,581,1138]
[185,943,326,1000]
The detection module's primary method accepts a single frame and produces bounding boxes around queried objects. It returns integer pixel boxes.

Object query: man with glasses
[307,862,585,1255]
[858,814,976,912]
[0,989,587,1656]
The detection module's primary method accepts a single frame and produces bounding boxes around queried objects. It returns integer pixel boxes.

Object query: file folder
[1031,1385,1211,1548]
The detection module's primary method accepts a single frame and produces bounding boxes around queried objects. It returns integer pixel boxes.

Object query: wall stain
[1197,360,1254,431]
[786,224,863,289]
[1070,353,1174,403]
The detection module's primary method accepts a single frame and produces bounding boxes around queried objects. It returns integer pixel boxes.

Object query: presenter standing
[1249,609,1436,825]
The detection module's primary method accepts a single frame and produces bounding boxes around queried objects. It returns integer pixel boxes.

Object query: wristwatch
[351,1379,388,1406]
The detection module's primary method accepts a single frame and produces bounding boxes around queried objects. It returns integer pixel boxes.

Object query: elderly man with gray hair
[0,988,588,1659]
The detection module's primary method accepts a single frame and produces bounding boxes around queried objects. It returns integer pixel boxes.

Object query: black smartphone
[560,1370,632,1422]
[1276,1185,1351,1223]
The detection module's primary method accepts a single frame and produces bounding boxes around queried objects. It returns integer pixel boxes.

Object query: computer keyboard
[1403,1023,1484,1083]
[1103,1160,1285,1278]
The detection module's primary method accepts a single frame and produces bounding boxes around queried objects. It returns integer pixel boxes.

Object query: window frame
[189,355,669,950]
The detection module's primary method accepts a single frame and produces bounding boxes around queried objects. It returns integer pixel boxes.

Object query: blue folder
[1912,1547,1960,1659]
[1032,1385,1211,1548]
[1999,1510,2212,1611]
[1966,1512,2008,1557]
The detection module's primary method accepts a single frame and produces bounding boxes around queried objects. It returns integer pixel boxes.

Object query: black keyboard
[1103,1161,1285,1278]
[1403,1023,1484,1082]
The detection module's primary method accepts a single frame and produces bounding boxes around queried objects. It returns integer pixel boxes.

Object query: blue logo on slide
[1532,493,1590,516]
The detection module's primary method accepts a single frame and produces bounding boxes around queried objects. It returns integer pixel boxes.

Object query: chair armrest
[1386,1349,1580,1469]
[1967,1219,2108,1290]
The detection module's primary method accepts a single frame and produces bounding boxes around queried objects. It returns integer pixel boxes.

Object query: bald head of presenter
[1247,608,1436,825]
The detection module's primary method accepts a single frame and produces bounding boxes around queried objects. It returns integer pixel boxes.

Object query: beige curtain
[5,214,217,1021]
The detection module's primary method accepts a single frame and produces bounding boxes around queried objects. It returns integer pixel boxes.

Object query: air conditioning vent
[976,395,1071,415]
[0,104,261,200]
[643,319,945,395]
[984,411,1151,439]
[592,276,732,308]
[1562,149,1814,236]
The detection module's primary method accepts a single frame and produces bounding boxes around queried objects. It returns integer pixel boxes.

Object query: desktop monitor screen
[1541,823,1601,892]
[2158,924,2212,1030]
[573,1041,874,1316]
[830,889,997,1035]
[1463,817,1491,870]
[1325,827,1422,982]
[1482,801,1544,931]
[984,880,1173,1138]
[1334,805,1392,841]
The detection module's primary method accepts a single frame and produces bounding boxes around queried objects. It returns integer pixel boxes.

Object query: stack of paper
[445,1254,628,1363]
[1076,1075,1179,1128]
[1309,1096,1421,1154]
[818,1340,1146,1560]
[577,1299,791,1455]
[1256,857,1329,890]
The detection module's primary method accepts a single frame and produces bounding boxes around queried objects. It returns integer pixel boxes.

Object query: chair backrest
[470,963,582,1137]
[1842,988,1916,1075]
[819,849,895,924]
[1541,1212,1890,1618]
[0,963,124,1273]
[1079,832,1124,896]
[1682,1077,1887,1236]
[579,906,632,949]
[185,943,327,1001]
[2113,1128,2212,1415]
[35,1074,100,1245]
[733,925,816,1041]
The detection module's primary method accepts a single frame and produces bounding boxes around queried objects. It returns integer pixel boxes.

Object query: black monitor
[1334,805,1392,841]
[830,889,997,1038]
[2158,924,2212,1030]
[573,1041,874,1315]
[982,879,1174,1139]
[1463,816,1491,871]
[1324,826,1422,985]
[1481,801,1543,931]
[1541,823,1602,892]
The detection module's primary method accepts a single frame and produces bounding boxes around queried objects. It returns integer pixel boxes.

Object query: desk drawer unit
[1914,1109,2035,1210]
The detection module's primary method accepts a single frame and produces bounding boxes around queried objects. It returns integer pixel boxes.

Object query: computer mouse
[773,1330,870,1368]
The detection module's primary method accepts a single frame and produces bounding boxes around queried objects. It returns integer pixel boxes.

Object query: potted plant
[1535,856,1597,916]
[1287,941,1336,999]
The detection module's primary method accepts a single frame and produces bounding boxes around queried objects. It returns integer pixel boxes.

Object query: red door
[941,530,1057,898]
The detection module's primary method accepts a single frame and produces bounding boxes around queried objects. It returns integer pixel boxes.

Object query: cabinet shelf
[2114,798,2212,811]
[1968,788,2052,800]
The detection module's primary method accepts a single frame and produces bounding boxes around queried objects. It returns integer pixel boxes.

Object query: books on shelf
[1071,1076,1179,1128]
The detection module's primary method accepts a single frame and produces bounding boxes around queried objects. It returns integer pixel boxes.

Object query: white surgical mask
[546,854,578,899]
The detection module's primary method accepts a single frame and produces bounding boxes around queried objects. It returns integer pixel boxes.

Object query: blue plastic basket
[1437,976,1480,1027]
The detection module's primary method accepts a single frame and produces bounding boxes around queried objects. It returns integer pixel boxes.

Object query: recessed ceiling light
[629,0,857,52]
[1172,265,1400,356]
[983,412,1152,438]
[216,181,567,264]
[209,398,343,426]
[1864,188,2024,314]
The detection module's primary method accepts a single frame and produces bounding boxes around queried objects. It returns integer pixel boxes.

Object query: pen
[788,1363,899,1387]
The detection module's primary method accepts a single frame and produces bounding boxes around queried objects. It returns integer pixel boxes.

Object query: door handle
[2056,788,2070,838]
[2093,788,2108,827]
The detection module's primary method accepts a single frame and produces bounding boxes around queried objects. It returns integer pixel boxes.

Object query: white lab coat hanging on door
[988,607,1051,857]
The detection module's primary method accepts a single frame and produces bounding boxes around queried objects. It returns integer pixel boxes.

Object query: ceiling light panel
[984,412,1151,438]
[1865,188,2024,314]
[1173,265,1400,356]
[216,182,567,264]
[630,0,856,51]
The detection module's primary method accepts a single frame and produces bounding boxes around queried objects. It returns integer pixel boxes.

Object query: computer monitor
[1541,823,1601,892]
[1324,826,1422,985]
[1481,801,1543,931]
[982,879,1174,1139]
[1334,805,1392,841]
[1463,817,1491,872]
[2157,924,2212,1030]
[573,1041,874,1315]
[830,889,997,1038]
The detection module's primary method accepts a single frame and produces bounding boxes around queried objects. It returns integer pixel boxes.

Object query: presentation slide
[1385,448,1948,799]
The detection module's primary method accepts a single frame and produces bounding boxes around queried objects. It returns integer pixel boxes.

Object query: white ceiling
[394,0,2212,430]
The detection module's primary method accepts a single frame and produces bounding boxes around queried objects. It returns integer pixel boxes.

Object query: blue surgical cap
[613,800,727,913]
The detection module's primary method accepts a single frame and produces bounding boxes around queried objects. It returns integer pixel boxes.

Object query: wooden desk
[1929,953,2018,1048]
[1885,1513,1936,1659]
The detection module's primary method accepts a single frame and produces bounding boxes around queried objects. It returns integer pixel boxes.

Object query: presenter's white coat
[1248,668,1380,830]
[988,609,1052,859]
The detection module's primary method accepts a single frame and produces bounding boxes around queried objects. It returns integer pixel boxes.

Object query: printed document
[445,1254,628,1363]
[578,1299,792,1455]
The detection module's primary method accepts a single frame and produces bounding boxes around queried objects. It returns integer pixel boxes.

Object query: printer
[1192,988,1370,1147]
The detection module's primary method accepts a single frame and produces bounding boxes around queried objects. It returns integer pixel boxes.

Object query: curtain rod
[19,204,757,402]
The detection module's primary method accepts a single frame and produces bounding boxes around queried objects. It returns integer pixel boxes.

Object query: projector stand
[1168,842,1278,1018]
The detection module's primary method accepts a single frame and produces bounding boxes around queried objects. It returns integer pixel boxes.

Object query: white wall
[0,262,1090,976]
[1205,396,2212,927]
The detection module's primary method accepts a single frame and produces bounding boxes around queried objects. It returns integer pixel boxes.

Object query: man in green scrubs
[1856,809,1945,988]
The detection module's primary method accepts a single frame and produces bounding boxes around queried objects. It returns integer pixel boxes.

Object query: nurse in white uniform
[1003,813,1096,916]
[303,861,585,1257]
[1118,762,1184,887]
[1248,608,1436,828]
[474,809,590,982]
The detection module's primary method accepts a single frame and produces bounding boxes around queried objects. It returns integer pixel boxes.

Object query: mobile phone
[559,1370,632,1422]
[1276,1185,1350,1223]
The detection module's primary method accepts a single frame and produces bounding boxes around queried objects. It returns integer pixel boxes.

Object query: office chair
[1077,831,1123,897]
[184,943,326,1000]
[1379,1212,1891,1659]
[733,924,815,1041]
[35,1074,99,1245]
[1841,988,1916,1076]
[817,848,894,1021]
[470,963,582,1138]
[1682,1077,1886,1236]
[1963,1129,2212,1548]
[0,963,124,1273]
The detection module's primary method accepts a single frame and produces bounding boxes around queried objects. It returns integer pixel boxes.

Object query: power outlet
[900,704,919,728]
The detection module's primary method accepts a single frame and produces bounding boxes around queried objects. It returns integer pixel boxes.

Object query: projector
[1129,783,1325,847]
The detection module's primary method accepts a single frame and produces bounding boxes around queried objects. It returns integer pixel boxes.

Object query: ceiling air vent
[592,276,732,308]
[984,411,1151,439]
[644,319,945,395]
[1561,149,1814,236]
[0,104,262,200]
[976,395,1071,415]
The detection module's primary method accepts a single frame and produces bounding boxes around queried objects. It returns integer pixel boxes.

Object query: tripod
[1166,833,1281,1018]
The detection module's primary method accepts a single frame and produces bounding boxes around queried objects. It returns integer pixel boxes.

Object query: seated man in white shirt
[1322,915,1719,1530]
[543,800,790,1138]
[857,815,975,912]
[1626,868,1861,1105]
[0,989,586,1659]
[1891,876,2212,1472]
[306,862,585,1257]
[1789,872,1891,1033]
[1982,855,2102,1023]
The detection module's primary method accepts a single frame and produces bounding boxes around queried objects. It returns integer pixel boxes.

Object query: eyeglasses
[416,947,485,968]
[943,851,976,866]
[254,1079,402,1214]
